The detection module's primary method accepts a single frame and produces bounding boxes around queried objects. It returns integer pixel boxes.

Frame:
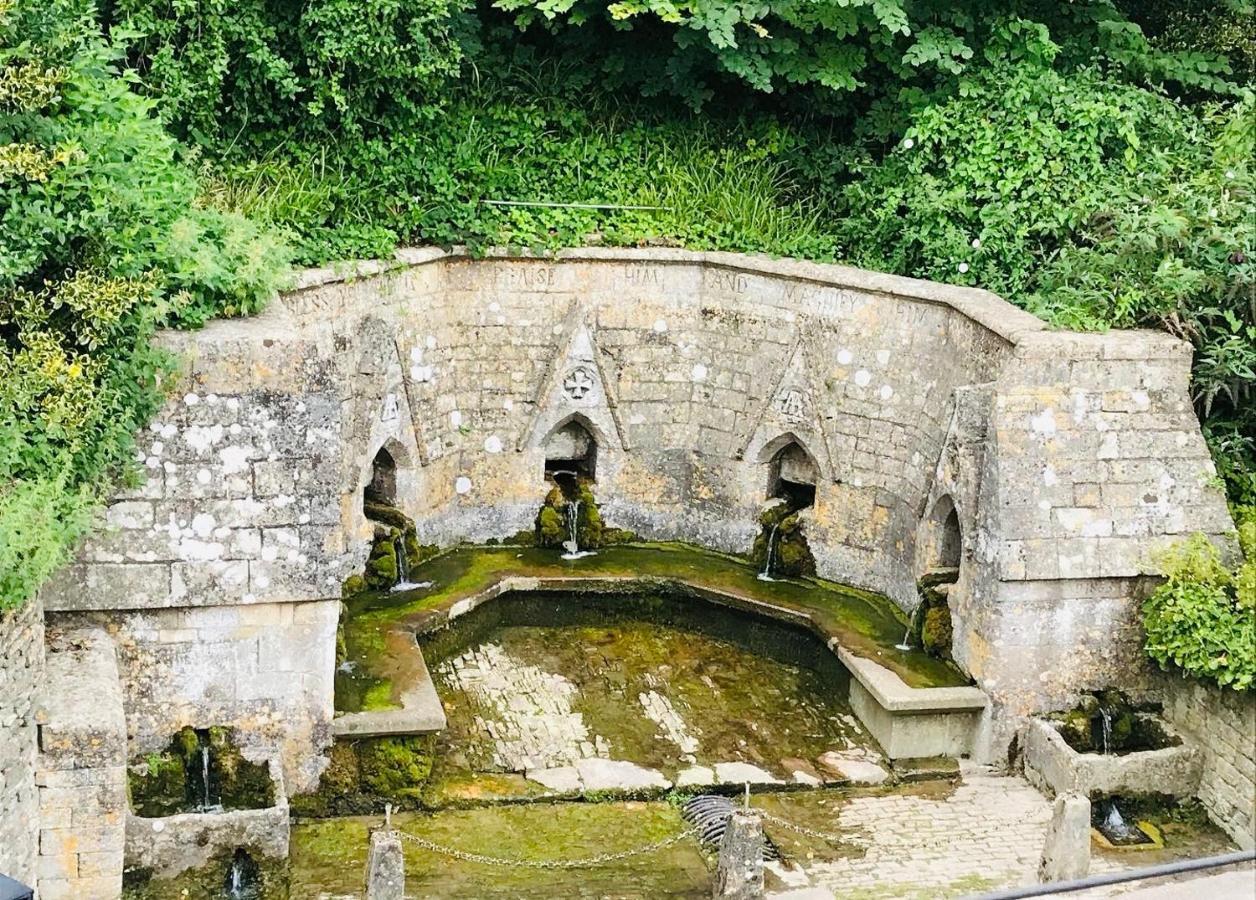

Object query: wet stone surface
[423,591,886,801]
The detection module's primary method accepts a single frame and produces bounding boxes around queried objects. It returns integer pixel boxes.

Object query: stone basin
[1022,716,1202,800]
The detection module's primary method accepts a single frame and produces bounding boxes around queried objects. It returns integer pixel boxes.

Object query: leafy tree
[485,0,1240,111]
[0,0,287,608]
[101,0,469,147]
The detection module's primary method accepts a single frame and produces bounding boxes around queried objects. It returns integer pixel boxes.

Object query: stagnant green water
[336,543,967,714]
[422,591,880,803]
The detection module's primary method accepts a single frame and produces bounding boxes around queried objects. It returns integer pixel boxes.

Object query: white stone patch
[191,514,216,538]
[219,445,252,476]
[816,752,889,785]
[854,369,872,387]
[653,319,668,333]
[484,435,504,454]
[450,410,462,428]
[229,423,242,436]
[150,441,164,456]
[712,762,782,785]
[879,385,893,401]
[876,349,891,366]
[576,758,670,792]
[837,349,853,365]
[503,399,514,411]
[676,766,715,788]
[184,424,224,454]
[1030,408,1057,437]
[454,476,472,495]
[425,335,436,349]
[197,469,211,485]
[526,767,581,793]
[226,398,240,412]
[411,365,434,382]
[638,690,699,754]
[1042,466,1058,487]
[691,363,708,381]
[184,393,200,406]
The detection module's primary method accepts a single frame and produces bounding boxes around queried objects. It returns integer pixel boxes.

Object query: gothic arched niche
[543,416,598,482]
[766,438,817,510]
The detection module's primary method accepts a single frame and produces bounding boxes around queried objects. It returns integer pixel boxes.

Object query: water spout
[1098,800,1147,845]
[200,745,211,810]
[561,497,594,560]
[895,627,913,652]
[389,531,432,593]
[1098,706,1113,755]
[757,523,780,581]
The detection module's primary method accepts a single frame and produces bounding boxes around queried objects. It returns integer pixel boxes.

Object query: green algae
[128,726,274,817]
[336,543,967,718]
[750,503,816,578]
[421,590,879,802]
[289,735,435,818]
[123,848,288,899]
[288,802,708,899]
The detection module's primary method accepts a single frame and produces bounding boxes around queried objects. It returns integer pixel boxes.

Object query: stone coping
[333,571,987,741]
[288,246,1047,345]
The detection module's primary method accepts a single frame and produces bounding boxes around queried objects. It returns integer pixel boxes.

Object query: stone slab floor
[771,763,1239,900]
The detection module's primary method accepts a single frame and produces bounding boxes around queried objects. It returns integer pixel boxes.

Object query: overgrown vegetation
[1,0,1252,609]
[0,0,288,609]
[1143,509,1255,691]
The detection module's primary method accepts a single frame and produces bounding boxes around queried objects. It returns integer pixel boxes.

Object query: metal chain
[757,811,847,845]
[397,825,699,870]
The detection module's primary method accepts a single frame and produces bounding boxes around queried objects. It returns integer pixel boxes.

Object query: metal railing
[970,849,1256,899]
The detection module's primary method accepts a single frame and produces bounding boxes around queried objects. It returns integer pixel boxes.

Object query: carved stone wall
[40,248,1233,774]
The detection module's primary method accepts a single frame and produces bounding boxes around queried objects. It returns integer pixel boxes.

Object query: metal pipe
[969,849,1255,899]
[481,199,670,211]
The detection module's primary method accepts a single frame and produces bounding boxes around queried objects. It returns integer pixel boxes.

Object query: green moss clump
[289,735,435,818]
[365,529,400,590]
[341,574,366,598]
[129,727,274,816]
[921,606,953,660]
[601,528,637,545]
[535,505,566,548]
[750,504,816,578]
[575,483,604,548]
[505,528,537,546]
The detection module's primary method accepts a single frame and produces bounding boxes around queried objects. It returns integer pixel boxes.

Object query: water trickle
[224,848,260,899]
[200,745,211,810]
[1098,800,1148,846]
[561,497,595,560]
[757,523,780,582]
[894,627,913,652]
[1098,707,1113,756]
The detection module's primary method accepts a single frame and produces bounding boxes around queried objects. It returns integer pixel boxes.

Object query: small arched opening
[921,495,963,574]
[766,439,817,511]
[364,446,398,508]
[543,417,598,487]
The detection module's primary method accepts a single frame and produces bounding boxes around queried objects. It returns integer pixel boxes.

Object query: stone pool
[422,591,888,801]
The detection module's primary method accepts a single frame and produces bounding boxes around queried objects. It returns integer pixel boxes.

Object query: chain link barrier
[757,811,847,845]
[397,825,700,870]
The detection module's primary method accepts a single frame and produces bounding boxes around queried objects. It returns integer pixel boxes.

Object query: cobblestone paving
[796,764,1054,898]
[435,642,611,771]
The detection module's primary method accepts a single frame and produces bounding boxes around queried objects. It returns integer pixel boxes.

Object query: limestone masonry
[1,248,1249,893]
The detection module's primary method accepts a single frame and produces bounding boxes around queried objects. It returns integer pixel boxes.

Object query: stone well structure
[1,248,1245,893]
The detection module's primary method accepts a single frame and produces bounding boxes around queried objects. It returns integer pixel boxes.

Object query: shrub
[1142,511,1255,691]
[0,0,287,609]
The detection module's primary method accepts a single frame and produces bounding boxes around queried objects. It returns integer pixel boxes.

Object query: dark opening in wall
[544,418,597,484]
[364,446,398,508]
[939,506,962,570]
[767,440,817,510]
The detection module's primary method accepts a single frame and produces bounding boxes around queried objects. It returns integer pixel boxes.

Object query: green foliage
[486,0,1242,111]
[0,0,287,609]
[1142,512,1256,691]
[103,0,467,144]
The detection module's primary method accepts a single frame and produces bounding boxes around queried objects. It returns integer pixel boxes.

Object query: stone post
[1039,792,1090,883]
[364,829,405,900]
[713,810,765,899]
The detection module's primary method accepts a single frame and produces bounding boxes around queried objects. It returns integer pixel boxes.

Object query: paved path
[796,763,1053,898]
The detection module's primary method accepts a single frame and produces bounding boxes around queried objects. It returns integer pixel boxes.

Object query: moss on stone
[122,847,289,899]
[535,505,566,548]
[921,606,953,660]
[365,530,400,590]
[289,735,435,818]
[575,483,604,548]
[601,527,637,545]
[129,727,274,816]
[341,574,366,598]
[750,506,816,578]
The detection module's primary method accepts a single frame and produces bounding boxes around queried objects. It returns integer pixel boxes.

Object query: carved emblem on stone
[381,393,399,422]
[563,366,596,401]
[775,388,809,423]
